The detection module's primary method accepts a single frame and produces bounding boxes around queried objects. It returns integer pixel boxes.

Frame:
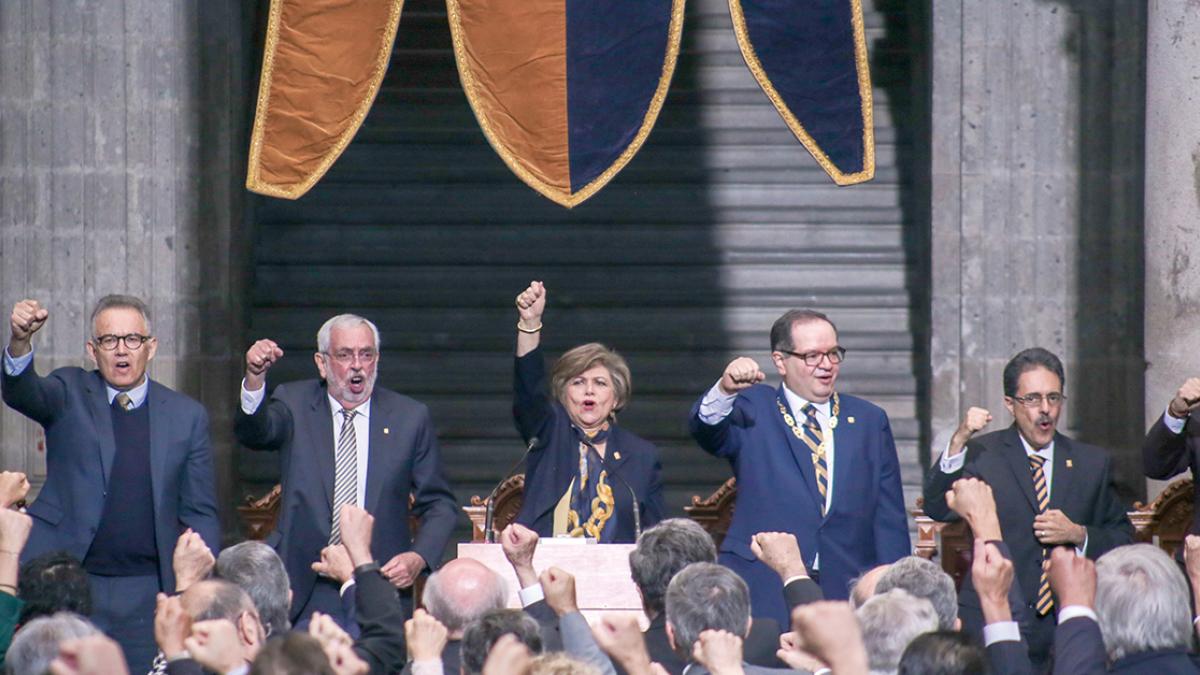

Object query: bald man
[412,558,509,674]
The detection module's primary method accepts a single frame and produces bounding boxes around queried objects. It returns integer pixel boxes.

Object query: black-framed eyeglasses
[1009,393,1066,408]
[92,334,152,351]
[778,347,847,366]
[324,349,378,366]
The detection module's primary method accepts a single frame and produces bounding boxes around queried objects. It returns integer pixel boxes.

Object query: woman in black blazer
[510,280,664,542]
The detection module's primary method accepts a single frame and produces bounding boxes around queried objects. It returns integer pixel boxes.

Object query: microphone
[581,440,641,541]
[485,436,540,543]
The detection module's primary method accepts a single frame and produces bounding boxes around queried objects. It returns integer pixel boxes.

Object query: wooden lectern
[457,540,646,625]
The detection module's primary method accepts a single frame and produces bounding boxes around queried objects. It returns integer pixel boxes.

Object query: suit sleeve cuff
[411,659,445,675]
[938,440,967,473]
[241,379,266,414]
[518,583,545,607]
[982,620,1021,646]
[1164,407,1187,435]
[3,347,32,376]
[1058,605,1098,624]
[697,381,736,425]
[339,578,356,596]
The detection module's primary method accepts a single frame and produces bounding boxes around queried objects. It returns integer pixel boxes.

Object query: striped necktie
[115,392,134,411]
[800,403,830,515]
[1029,453,1053,616]
[330,408,358,544]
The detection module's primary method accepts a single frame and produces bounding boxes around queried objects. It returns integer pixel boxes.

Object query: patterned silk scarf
[564,425,618,541]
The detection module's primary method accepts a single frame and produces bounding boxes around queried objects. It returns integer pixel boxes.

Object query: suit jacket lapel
[84,372,117,486]
[1049,433,1074,510]
[147,380,168,516]
[365,395,386,514]
[1001,426,1039,511]
[774,386,823,517]
[308,385,336,514]
[826,399,857,521]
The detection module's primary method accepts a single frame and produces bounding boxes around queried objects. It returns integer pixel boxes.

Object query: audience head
[181,579,267,660]
[249,633,335,675]
[422,558,509,639]
[528,653,602,675]
[1095,544,1192,661]
[217,541,293,638]
[664,562,751,661]
[898,630,987,675]
[315,314,381,409]
[629,518,717,617]
[6,612,99,675]
[1001,347,1065,449]
[770,308,842,404]
[460,608,543,675]
[875,556,958,630]
[86,294,157,390]
[18,552,92,624]
[550,343,632,426]
[848,564,890,609]
[855,589,938,675]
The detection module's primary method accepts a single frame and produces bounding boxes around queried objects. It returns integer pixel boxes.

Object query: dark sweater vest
[83,398,158,577]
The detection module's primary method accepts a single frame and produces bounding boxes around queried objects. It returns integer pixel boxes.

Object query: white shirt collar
[782,384,829,418]
[1017,432,1054,458]
[328,395,371,420]
[105,377,150,408]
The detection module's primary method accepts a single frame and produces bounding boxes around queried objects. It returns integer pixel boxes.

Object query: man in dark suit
[234,314,457,627]
[1142,377,1200,540]
[689,309,910,626]
[923,347,1133,667]
[1,295,220,671]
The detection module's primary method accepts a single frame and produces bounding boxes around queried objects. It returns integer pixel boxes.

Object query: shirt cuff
[697,381,737,425]
[782,574,811,586]
[1058,605,1098,624]
[411,659,445,675]
[982,620,1021,646]
[225,665,251,675]
[518,583,545,607]
[2,347,32,376]
[938,440,967,473]
[340,578,356,596]
[1164,406,1187,434]
[240,378,266,415]
[1077,530,1088,557]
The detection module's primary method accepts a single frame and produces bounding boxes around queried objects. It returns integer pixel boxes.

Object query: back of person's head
[898,630,988,675]
[17,552,92,624]
[528,652,602,675]
[6,612,99,675]
[629,519,717,616]
[183,579,258,623]
[422,558,509,637]
[1095,544,1192,661]
[848,564,890,609]
[218,541,292,637]
[459,608,543,675]
[875,556,958,630]
[249,633,335,675]
[856,589,939,675]
[664,562,750,660]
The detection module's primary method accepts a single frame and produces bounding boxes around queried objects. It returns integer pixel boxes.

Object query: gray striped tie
[330,408,358,544]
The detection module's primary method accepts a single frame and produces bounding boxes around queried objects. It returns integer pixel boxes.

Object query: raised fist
[515,281,546,330]
[244,339,283,391]
[720,357,766,395]
[9,299,48,355]
[1169,378,1200,419]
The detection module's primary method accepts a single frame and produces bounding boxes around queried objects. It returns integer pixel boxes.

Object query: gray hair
[460,609,543,675]
[217,541,292,637]
[1095,544,1193,661]
[7,612,99,675]
[90,294,152,335]
[189,579,257,623]
[316,314,380,354]
[856,589,939,675]
[629,518,717,616]
[664,563,750,660]
[421,559,509,635]
[875,556,958,630]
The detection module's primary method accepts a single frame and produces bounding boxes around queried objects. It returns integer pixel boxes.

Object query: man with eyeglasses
[1,295,220,671]
[234,314,456,629]
[689,309,910,627]
[922,347,1132,667]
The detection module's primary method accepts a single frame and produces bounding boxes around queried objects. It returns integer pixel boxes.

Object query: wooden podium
[457,540,647,625]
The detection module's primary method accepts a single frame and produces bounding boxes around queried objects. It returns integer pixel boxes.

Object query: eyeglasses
[92,334,152,351]
[324,349,378,365]
[778,347,847,367]
[1010,393,1066,408]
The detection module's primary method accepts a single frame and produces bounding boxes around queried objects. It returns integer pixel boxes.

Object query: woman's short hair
[550,343,633,414]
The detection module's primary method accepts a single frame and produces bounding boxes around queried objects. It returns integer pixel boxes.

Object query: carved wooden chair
[464,474,526,542]
[682,477,738,549]
[237,483,420,540]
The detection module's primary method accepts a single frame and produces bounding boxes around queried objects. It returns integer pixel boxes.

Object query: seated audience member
[7,612,100,675]
[249,632,335,675]
[17,553,92,625]
[848,565,890,609]
[460,609,543,675]
[874,558,958,631]
[172,579,268,673]
[414,559,508,674]
[855,589,938,675]
[217,541,292,638]
[1048,544,1200,674]
[787,602,870,675]
[49,633,130,675]
[528,652,602,675]
[898,631,988,675]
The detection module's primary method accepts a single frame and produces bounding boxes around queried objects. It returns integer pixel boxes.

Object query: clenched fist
[515,281,546,330]
[1169,378,1200,419]
[244,339,283,391]
[9,300,48,356]
[947,406,991,457]
[719,357,765,395]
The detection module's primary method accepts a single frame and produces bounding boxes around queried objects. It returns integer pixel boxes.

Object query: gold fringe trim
[245,0,406,200]
[447,0,686,209]
[728,0,875,186]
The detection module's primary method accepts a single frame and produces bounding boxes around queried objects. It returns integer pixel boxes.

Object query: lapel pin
[383,428,390,435]
[1065,459,1072,468]
[614,451,621,460]
[848,416,856,424]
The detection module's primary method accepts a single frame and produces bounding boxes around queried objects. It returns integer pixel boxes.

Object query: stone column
[1143,1,1200,498]
[929,1,1145,500]
[0,2,255,536]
